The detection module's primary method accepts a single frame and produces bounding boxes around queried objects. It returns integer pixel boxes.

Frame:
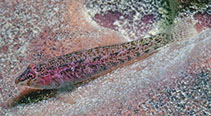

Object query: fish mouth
[15,76,28,86]
[15,77,21,84]
[15,68,30,85]
[15,80,25,86]
[15,74,25,85]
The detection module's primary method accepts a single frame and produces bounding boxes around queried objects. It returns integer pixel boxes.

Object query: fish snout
[15,74,26,85]
[15,77,21,84]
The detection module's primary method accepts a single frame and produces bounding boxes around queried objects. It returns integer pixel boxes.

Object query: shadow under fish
[7,81,87,107]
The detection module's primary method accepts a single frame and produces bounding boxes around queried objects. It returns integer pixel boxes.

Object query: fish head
[15,63,65,89]
[15,64,40,88]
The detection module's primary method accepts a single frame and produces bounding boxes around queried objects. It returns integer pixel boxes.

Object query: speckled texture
[0,0,69,108]
[15,33,170,89]
[86,0,164,40]
[0,0,210,116]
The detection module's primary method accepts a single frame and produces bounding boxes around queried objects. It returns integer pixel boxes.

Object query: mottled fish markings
[15,33,171,89]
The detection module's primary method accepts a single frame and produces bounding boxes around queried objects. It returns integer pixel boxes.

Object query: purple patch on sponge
[94,10,156,38]
[194,12,211,28]
[94,10,125,30]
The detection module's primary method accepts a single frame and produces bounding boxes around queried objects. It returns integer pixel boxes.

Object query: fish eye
[27,72,35,79]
